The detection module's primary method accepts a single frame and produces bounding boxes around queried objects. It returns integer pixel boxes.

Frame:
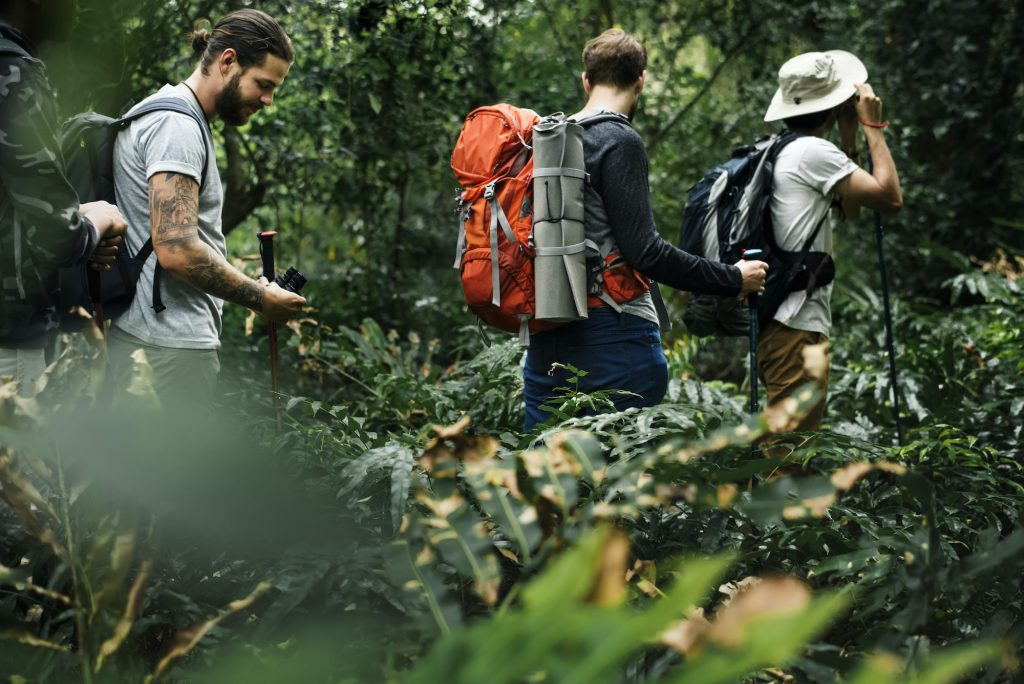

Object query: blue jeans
[522,308,668,430]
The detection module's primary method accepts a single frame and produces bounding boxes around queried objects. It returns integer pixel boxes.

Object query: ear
[218,48,238,76]
[635,70,646,95]
[581,71,591,95]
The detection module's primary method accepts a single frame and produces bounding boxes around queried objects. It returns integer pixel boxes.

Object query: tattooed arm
[148,172,304,321]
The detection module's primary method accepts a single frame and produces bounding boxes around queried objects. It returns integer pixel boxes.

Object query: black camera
[274,266,307,293]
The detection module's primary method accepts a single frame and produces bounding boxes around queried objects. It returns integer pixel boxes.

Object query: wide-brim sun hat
[764,50,868,122]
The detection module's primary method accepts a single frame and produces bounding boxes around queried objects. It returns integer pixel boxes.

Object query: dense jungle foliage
[1,0,1022,682]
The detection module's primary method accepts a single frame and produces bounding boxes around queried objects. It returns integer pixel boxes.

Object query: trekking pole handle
[257,230,278,281]
[741,248,763,307]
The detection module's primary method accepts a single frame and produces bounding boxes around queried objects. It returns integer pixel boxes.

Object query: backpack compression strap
[117,97,212,314]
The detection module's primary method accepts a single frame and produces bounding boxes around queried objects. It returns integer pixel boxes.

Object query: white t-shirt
[769,136,857,336]
[112,84,226,350]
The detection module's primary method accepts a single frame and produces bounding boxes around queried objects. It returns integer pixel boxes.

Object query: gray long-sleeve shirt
[582,116,741,325]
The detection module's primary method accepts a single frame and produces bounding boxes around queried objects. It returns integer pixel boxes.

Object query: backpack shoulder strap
[764,129,815,255]
[766,128,805,161]
[573,110,632,129]
[117,96,213,316]
[118,96,212,188]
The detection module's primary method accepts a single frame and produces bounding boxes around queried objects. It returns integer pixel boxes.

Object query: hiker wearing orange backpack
[520,29,768,429]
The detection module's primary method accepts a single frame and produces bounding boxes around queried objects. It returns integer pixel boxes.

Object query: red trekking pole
[257,230,281,422]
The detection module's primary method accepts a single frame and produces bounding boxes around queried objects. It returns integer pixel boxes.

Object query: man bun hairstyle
[583,29,647,89]
[192,9,293,75]
[190,23,212,55]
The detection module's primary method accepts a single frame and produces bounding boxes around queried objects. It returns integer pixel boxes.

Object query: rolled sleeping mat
[533,116,589,322]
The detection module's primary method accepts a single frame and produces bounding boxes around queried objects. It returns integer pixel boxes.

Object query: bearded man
[108,9,305,405]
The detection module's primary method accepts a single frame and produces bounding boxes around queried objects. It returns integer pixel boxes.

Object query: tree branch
[646,38,746,156]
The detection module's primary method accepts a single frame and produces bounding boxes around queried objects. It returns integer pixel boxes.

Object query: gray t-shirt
[112,84,225,349]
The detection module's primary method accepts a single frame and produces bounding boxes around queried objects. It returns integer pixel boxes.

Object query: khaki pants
[756,322,829,432]
[0,347,46,398]
[106,326,220,407]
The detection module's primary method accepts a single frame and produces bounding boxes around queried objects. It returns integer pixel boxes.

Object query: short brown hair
[191,9,293,75]
[582,29,647,89]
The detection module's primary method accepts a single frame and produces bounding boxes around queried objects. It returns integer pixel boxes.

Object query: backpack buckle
[483,183,496,201]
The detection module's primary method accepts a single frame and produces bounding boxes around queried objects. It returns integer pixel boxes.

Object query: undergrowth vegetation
[1,256,1021,682]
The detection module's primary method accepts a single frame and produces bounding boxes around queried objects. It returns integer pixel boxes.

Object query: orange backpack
[450,104,650,343]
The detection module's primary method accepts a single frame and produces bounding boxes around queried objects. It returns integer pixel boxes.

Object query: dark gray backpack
[57,98,210,331]
[678,130,834,336]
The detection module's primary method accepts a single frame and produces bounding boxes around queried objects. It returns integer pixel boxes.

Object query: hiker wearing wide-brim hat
[756,49,903,435]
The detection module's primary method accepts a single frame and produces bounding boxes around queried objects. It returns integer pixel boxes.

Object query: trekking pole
[742,248,764,416]
[867,153,904,446]
[257,230,281,425]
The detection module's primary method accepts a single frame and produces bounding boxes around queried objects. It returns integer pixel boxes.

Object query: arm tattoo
[184,251,266,312]
[148,172,265,312]
[150,172,201,245]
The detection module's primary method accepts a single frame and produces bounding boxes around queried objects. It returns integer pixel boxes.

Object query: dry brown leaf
[717,484,739,508]
[476,578,500,606]
[497,546,519,563]
[718,576,762,603]
[145,581,271,683]
[95,559,152,673]
[783,493,837,520]
[2,630,71,652]
[585,529,630,606]
[661,608,711,655]
[763,667,796,683]
[415,492,464,520]
[545,430,587,476]
[831,460,906,491]
[415,545,435,567]
[243,309,256,337]
[707,576,811,649]
[0,563,71,605]
[92,530,136,618]
[431,415,472,440]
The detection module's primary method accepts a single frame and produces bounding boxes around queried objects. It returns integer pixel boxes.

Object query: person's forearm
[160,240,265,311]
[622,236,742,296]
[864,128,902,209]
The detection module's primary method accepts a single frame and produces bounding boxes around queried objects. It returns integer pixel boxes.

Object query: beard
[215,72,259,127]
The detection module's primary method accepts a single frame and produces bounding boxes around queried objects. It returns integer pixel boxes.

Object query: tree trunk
[221,125,266,236]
